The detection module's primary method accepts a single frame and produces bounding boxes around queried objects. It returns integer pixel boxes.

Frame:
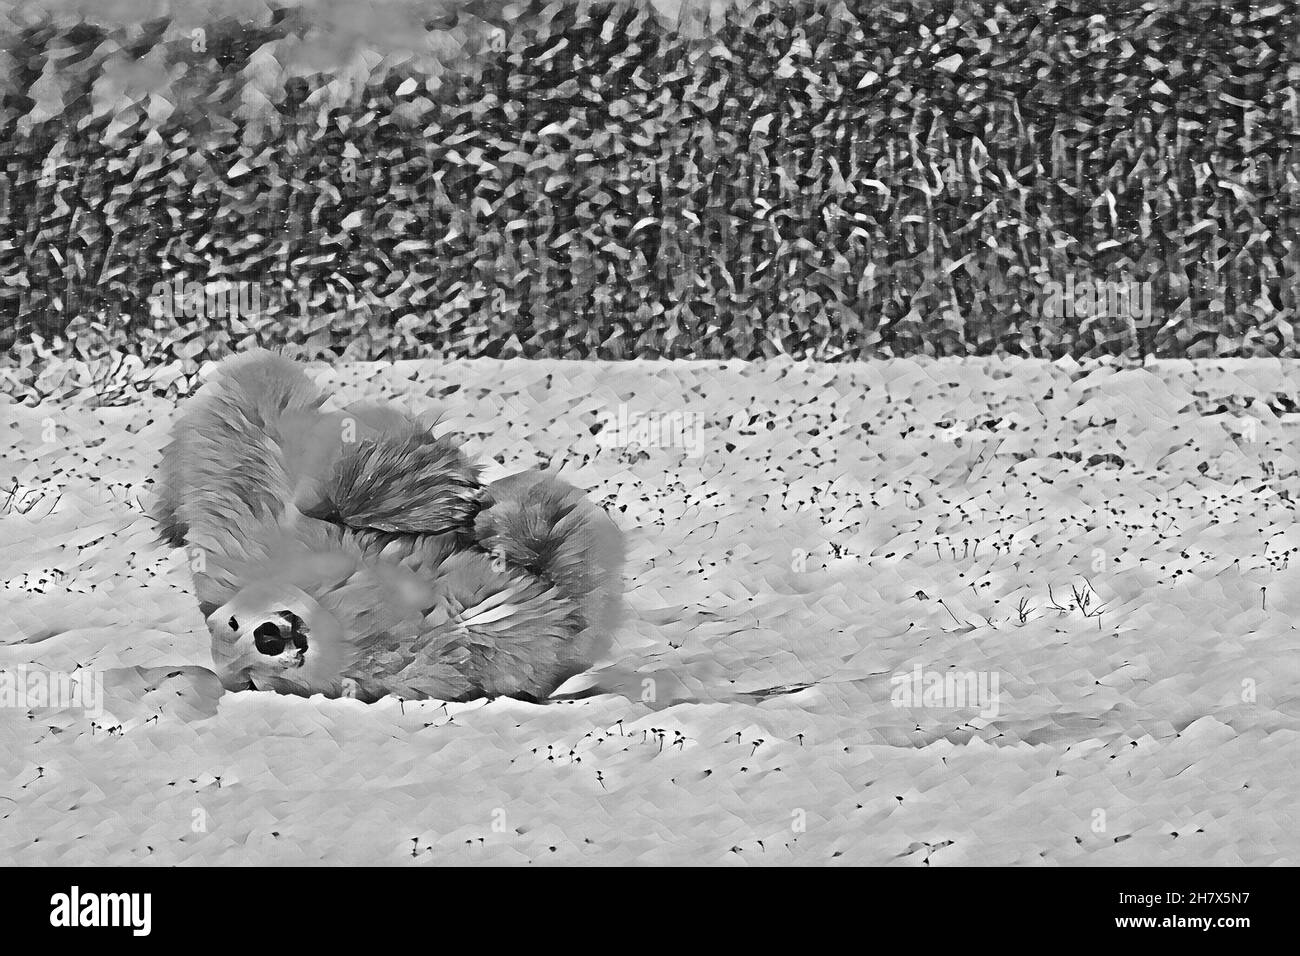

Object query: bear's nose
[253,621,287,655]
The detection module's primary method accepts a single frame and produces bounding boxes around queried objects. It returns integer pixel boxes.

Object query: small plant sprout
[1015,596,1033,626]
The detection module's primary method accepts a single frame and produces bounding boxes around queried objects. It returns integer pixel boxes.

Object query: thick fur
[474,470,626,671]
[328,428,482,534]
[154,349,625,702]
[155,349,323,552]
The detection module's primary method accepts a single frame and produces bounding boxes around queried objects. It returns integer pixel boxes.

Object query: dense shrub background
[1,0,1297,374]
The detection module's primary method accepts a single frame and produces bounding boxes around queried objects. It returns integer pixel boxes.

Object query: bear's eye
[228,616,239,632]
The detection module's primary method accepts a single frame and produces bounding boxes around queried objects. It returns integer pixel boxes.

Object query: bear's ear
[324,430,484,535]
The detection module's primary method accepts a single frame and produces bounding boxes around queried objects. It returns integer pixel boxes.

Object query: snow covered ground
[2,356,1298,864]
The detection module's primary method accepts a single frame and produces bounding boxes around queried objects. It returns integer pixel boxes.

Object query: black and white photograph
[0,0,1295,904]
